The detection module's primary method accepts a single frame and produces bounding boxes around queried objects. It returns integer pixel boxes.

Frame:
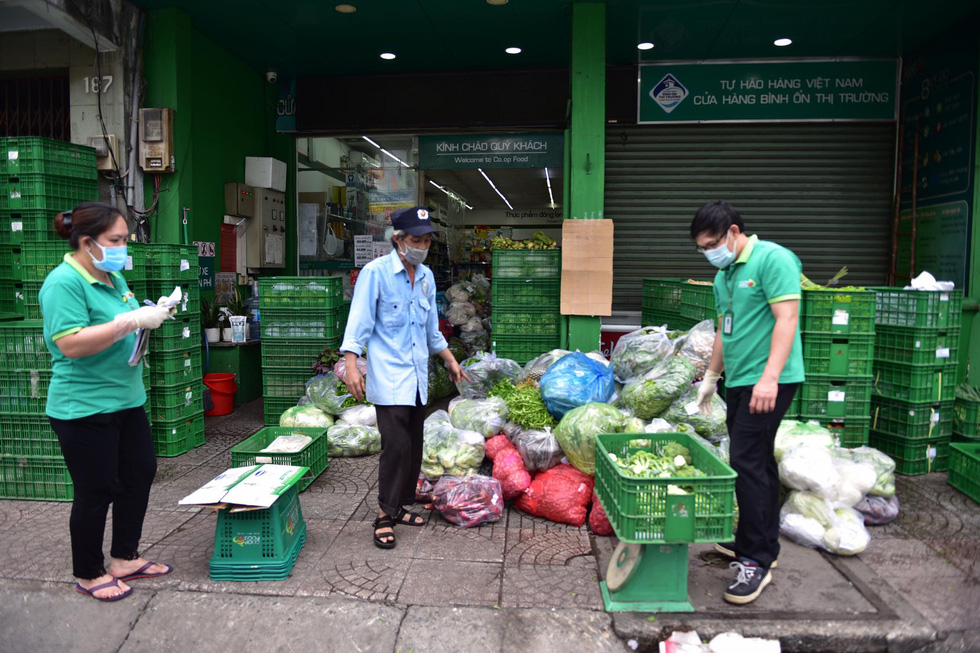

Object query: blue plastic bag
[539,352,615,419]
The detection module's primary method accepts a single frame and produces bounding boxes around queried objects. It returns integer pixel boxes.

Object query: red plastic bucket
[204,373,238,416]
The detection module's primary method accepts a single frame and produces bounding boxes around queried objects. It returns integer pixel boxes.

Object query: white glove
[112,306,171,341]
[698,370,722,415]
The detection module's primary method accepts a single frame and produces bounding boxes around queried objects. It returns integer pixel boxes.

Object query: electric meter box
[139,108,174,173]
[224,183,256,218]
[245,188,286,269]
[245,156,287,193]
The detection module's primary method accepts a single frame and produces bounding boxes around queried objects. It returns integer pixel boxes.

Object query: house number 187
[84,76,114,93]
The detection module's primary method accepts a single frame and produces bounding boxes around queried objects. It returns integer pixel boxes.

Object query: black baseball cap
[391,206,437,236]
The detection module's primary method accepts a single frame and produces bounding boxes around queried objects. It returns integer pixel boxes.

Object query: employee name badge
[723,312,733,335]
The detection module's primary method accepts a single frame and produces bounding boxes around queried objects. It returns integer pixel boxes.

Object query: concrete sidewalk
[0,399,978,652]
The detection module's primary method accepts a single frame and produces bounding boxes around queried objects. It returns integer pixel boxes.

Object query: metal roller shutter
[605,123,896,311]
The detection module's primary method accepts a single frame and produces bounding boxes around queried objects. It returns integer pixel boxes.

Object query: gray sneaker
[713,541,778,568]
[723,558,772,605]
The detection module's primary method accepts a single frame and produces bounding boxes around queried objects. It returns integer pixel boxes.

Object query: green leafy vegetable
[553,403,628,476]
[621,356,696,419]
[608,442,704,479]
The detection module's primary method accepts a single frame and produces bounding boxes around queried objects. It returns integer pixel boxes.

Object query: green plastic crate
[258,276,343,310]
[680,283,715,321]
[0,243,70,281]
[642,278,685,313]
[1,137,97,179]
[209,484,306,581]
[260,309,341,340]
[149,317,201,351]
[145,281,201,316]
[594,432,736,544]
[492,278,561,308]
[261,340,336,369]
[151,411,204,457]
[147,348,203,387]
[0,412,61,457]
[0,209,63,244]
[0,320,49,369]
[0,454,73,501]
[0,368,51,412]
[15,280,41,319]
[870,395,953,439]
[802,333,874,376]
[874,326,960,366]
[954,394,980,438]
[149,383,202,422]
[872,287,963,329]
[799,375,872,420]
[263,368,312,399]
[264,396,300,426]
[0,279,20,315]
[641,309,683,329]
[492,249,560,279]
[491,308,561,336]
[798,415,870,448]
[143,243,198,268]
[869,430,949,475]
[801,289,877,336]
[948,443,980,503]
[230,427,329,491]
[872,360,957,404]
[491,333,561,365]
[2,174,98,211]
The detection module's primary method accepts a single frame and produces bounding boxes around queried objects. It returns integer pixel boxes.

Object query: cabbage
[621,356,696,419]
[305,374,351,415]
[623,416,646,433]
[778,446,841,497]
[326,422,381,457]
[835,446,896,498]
[828,457,878,507]
[279,405,334,428]
[774,420,836,461]
[553,402,627,476]
[823,507,870,555]
[661,386,727,438]
[610,326,678,382]
[339,404,377,427]
[449,396,509,438]
[779,490,870,556]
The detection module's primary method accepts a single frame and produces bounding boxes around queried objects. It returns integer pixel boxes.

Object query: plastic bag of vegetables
[779,490,870,555]
[279,405,335,428]
[588,491,615,536]
[432,474,504,528]
[333,356,367,384]
[326,422,382,457]
[459,330,490,355]
[644,418,674,433]
[456,352,523,399]
[661,386,728,438]
[674,319,716,378]
[445,283,472,304]
[621,356,697,420]
[521,349,571,383]
[421,417,486,480]
[540,352,615,419]
[835,446,896,498]
[427,356,456,403]
[305,374,352,415]
[623,415,647,433]
[514,463,595,527]
[447,302,478,326]
[339,404,377,427]
[449,396,509,438]
[774,420,836,461]
[854,494,900,526]
[485,435,532,500]
[553,402,628,476]
[611,326,679,383]
[513,428,565,473]
[778,445,841,497]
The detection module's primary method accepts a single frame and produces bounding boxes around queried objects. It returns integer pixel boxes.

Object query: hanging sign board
[638,60,899,123]
[419,133,563,170]
[193,241,215,289]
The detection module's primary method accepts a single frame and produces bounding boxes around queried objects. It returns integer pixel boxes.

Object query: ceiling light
[380,148,410,168]
[478,168,514,211]
[380,52,396,60]
[774,38,792,47]
[545,167,555,208]
[362,136,380,148]
[465,204,474,210]
[637,42,654,50]
[429,180,445,191]
[505,47,522,55]
[487,0,508,5]
[335,4,357,13]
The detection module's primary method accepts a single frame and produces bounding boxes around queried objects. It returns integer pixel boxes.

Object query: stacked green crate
[641,278,685,327]
[1,138,98,318]
[677,281,715,330]
[798,289,876,446]
[259,276,343,425]
[141,244,203,456]
[870,288,962,475]
[953,391,980,443]
[491,250,561,365]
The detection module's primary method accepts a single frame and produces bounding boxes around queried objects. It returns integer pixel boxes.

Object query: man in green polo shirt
[691,201,804,605]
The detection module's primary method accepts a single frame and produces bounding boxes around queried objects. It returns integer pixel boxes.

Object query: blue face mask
[88,241,128,273]
[704,231,737,269]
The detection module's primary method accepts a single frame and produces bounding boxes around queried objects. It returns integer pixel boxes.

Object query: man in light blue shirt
[342,206,467,549]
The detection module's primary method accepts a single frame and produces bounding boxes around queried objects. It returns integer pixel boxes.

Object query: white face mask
[398,241,428,266]
[703,230,737,269]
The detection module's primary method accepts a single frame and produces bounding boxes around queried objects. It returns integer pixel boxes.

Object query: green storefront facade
[131,1,980,381]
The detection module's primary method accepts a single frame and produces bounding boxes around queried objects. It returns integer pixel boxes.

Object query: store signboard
[638,60,898,123]
[419,133,563,170]
[193,241,215,289]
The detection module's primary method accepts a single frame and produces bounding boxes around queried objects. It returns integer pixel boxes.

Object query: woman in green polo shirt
[40,202,174,602]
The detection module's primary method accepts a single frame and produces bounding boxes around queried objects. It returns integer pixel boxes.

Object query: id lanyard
[722,264,740,336]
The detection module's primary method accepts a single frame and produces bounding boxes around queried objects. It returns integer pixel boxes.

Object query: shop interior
[297,135,563,294]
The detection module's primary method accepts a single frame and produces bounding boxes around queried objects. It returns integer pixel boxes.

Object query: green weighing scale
[595,432,737,613]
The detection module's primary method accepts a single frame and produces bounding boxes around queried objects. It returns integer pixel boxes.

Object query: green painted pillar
[141,8,194,244]
[965,44,980,384]
[566,2,606,353]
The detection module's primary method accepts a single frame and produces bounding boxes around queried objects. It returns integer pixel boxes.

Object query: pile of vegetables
[620,356,697,420]
[449,396,509,438]
[421,411,486,480]
[427,356,456,404]
[312,347,343,376]
[279,405,334,428]
[553,402,627,476]
[326,423,381,457]
[489,232,557,250]
[488,380,554,430]
[607,441,706,479]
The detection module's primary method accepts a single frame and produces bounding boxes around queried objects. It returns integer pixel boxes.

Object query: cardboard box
[246,156,287,192]
[561,219,614,316]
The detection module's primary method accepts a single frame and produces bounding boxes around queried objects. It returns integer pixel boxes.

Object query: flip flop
[75,578,133,602]
[116,561,173,582]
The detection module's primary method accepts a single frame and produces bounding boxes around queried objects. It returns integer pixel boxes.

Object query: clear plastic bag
[305,374,351,415]
[432,474,504,528]
[661,386,728,438]
[513,427,565,472]
[279,405,334,428]
[326,422,381,457]
[779,490,870,555]
[674,319,716,378]
[445,284,472,304]
[610,326,678,383]
[458,329,490,355]
[456,352,523,399]
[774,420,836,461]
[854,494,900,526]
[422,418,486,480]
[778,445,841,497]
[339,404,377,427]
[333,356,368,384]
[449,396,509,438]
[521,349,571,383]
[553,402,627,476]
[460,317,484,332]
[620,356,697,420]
[539,352,615,419]
[447,302,478,326]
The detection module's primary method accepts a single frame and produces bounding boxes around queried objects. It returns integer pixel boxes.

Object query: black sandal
[395,507,426,527]
[372,515,396,549]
